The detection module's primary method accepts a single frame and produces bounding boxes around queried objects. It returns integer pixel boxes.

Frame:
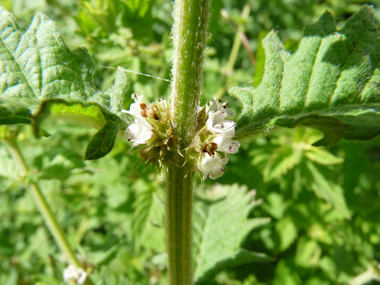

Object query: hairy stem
[167,0,210,284]
[166,167,194,285]
[171,0,210,148]
[4,133,93,285]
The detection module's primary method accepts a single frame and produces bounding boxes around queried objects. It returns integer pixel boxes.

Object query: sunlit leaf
[305,147,344,165]
[230,6,380,146]
[0,8,129,159]
[263,144,301,181]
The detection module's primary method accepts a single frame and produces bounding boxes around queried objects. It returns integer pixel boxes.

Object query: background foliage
[1,0,380,284]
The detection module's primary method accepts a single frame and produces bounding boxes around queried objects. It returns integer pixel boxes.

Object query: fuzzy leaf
[0,8,129,159]
[193,184,272,282]
[230,6,380,146]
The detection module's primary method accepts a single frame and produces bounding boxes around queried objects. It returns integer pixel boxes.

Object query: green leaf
[305,147,344,165]
[263,144,302,181]
[0,9,94,107]
[230,6,380,146]
[84,116,121,160]
[38,154,85,180]
[295,238,321,268]
[262,192,285,220]
[306,161,350,218]
[273,259,302,285]
[0,147,18,181]
[0,8,129,159]
[31,275,65,285]
[275,217,298,252]
[0,99,33,124]
[33,99,125,160]
[253,30,269,88]
[131,179,165,252]
[193,183,272,282]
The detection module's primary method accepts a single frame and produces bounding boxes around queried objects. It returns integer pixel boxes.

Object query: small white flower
[63,265,87,284]
[63,265,76,281]
[213,134,240,154]
[206,99,240,155]
[76,268,87,285]
[198,98,240,179]
[202,153,228,179]
[206,98,240,155]
[208,98,234,116]
[122,94,153,147]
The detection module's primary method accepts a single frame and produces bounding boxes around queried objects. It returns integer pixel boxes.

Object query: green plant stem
[5,134,93,285]
[167,0,210,284]
[171,0,210,148]
[166,167,194,285]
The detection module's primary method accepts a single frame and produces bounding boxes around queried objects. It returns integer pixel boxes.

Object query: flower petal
[201,153,228,179]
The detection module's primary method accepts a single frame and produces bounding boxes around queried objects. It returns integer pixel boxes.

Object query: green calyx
[135,100,182,171]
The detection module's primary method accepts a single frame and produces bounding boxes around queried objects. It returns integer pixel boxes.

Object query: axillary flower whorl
[122,94,180,170]
[123,94,240,179]
[190,98,240,179]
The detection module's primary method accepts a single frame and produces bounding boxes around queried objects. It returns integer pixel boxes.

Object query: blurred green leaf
[305,147,344,165]
[262,192,285,220]
[0,99,33,124]
[131,179,165,252]
[263,144,301,181]
[275,217,298,252]
[193,183,271,281]
[39,154,85,180]
[273,259,302,285]
[295,238,321,268]
[306,161,350,218]
[32,275,65,285]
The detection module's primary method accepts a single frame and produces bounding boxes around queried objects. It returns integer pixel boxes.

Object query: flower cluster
[123,94,180,170]
[63,265,87,284]
[199,98,240,179]
[123,94,239,179]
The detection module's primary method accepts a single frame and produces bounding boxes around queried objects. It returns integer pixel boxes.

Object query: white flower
[198,98,240,179]
[202,153,228,179]
[208,98,234,116]
[122,94,153,147]
[63,265,87,284]
[213,134,240,154]
[206,98,240,155]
